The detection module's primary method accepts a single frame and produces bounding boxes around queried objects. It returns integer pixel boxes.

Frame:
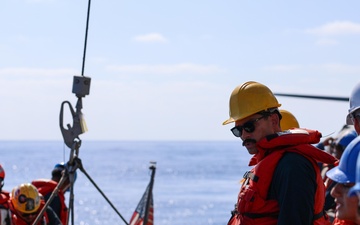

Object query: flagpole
[144,161,156,225]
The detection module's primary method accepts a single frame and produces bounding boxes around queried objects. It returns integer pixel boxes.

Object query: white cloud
[106,63,226,75]
[317,63,360,74]
[25,0,55,3]
[315,38,338,46]
[0,68,77,79]
[133,33,168,43]
[306,21,360,36]
[263,63,360,74]
[263,65,302,73]
[199,34,214,40]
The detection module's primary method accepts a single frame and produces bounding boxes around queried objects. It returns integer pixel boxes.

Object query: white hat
[346,82,360,125]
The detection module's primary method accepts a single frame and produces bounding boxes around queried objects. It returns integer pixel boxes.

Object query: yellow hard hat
[11,183,41,214]
[223,81,281,125]
[280,109,299,130]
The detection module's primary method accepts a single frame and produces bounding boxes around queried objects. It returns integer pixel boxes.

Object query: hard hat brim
[222,118,235,125]
[326,166,351,184]
[347,106,360,125]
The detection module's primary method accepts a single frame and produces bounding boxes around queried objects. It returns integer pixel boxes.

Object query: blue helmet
[53,162,65,170]
[348,153,360,197]
[326,136,360,183]
[336,130,357,149]
[52,162,77,181]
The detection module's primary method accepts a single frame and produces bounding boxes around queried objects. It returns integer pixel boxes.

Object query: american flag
[129,184,154,225]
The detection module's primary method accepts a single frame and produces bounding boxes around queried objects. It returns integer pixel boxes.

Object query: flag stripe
[129,184,154,225]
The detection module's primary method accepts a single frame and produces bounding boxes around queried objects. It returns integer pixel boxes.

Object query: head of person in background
[326,136,360,224]
[10,183,42,224]
[331,126,357,160]
[347,82,360,135]
[316,125,354,156]
[0,165,5,192]
[51,162,76,193]
[279,109,299,131]
[222,81,282,155]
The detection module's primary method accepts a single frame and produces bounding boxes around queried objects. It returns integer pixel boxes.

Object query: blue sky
[1,0,360,141]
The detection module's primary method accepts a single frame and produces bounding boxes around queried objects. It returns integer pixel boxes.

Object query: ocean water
[0,141,252,225]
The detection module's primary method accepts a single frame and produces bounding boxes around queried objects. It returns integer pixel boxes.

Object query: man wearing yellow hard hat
[223,81,336,225]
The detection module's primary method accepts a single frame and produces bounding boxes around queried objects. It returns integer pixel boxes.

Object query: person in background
[321,125,357,179]
[346,82,360,135]
[348,150,360,224]
[328,81,360,224]
[331,127,357,160]
[223,81,337,225]
[316,137,335,154]
[322,127,357,222]
[32,162,76,225]
[326,136,360,225]
[9,183,61,225]
[316,128,341,177]
[0,165,11,225]
[279,109,299,130]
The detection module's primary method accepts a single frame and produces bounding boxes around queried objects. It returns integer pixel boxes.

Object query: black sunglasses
[231,115,266,137]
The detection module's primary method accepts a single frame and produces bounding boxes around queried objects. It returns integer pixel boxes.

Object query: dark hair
[51,168,63,180]
[259,108,282,120]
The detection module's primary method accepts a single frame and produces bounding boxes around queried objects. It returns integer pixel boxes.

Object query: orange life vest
[32,179,68,225]
[10,200,49,225]
[229,129,337,225]
[0,191,11,225]
[332,218,358,225]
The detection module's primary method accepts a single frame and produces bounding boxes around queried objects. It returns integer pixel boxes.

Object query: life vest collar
[249,128,332,166]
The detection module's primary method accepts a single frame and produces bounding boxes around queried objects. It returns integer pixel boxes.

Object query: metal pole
[143,162,156,225]
[274,93,348,102]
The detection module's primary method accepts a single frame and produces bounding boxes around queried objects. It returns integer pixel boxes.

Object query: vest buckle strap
[242,171,259,182]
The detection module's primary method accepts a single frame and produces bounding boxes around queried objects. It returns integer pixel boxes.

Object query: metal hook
[59,99,86,149]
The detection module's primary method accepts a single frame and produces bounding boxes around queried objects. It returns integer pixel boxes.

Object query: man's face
[332,144,344,160]
[232,113,276,155]
[19,211,37,223]
[354,119,360,136]
[355,196,360,223]
[331,182,358,221]
[350,109,360,135]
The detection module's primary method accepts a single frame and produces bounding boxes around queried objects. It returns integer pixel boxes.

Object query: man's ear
[271,113,280,127]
